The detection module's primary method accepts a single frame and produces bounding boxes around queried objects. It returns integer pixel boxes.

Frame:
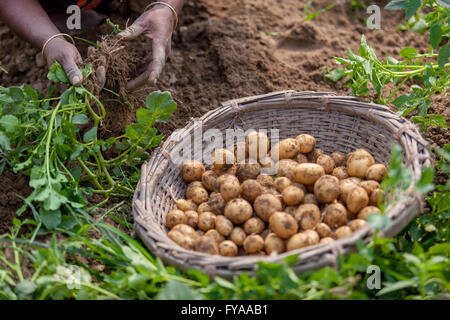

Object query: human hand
[117,5,175,91]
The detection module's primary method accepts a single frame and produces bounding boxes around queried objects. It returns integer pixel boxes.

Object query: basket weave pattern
[132,91,431,279]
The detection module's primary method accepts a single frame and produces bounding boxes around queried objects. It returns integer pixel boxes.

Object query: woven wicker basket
[132,90,431,279]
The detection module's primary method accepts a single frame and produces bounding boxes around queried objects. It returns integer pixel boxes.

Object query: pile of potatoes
[166,132,386,257]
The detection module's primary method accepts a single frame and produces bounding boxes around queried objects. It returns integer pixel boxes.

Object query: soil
[0,0,448,227]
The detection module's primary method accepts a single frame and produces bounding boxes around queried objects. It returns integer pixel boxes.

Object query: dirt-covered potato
[205,229,225,245]
[295,153,309,164]
[181,160,205,182]
[271,138,299,160]
[303,193,318,205]
[190,187,209,205]
[236,161,261,182]
[256,174,274,188]
[194,236,219,254]
[224,198,253,224]
[274,176,292,192]
[292,182,307,193]
[358,206,381,220]
[277,159,298,181]
[304,230,320,245]
[220,178,241,202]
[339,179,358,203]
[264,187,284,204]
[186,181,204,199]
[264,233,286,254]
[307,148,324,163]
[196,230,205,237]
[369,188,384,206]
[348,177,362,184]
[332,166,349,180]
[294,203,321,230]
[346,186,369,214]
[314,175,340,203]
[172,224,198,239]
[365,163,387,182]
[296,134,316,153]
[335,226,353,239]
[323,203,348,229]
[286,233,308,251]
[331,151,346,167]
[346,148,375,178]
[243,217,265,235]
[269,211,298,239]
[240,179,263,203]
[294,163,325,185]
[202,170,218,191]
[316,154,335,174]
[166,209,187,229]
[254,193,282,221]
[215,215,234,236]
[198,212,216,231]
[197,202,212,214]
[243,234,264,253]
[175,199,198,212]
[168,229,195,250]
[184,210,199,228]
[230,227,246,246]
[207,192,226,214]
[284,205,298,216]
[348,219,368,231]
[281,185,304,206]
[215,173,238,189]
[219,240,238,257]
[314,222,332,238]
[320,237,335,244]
[258,155,276,172]
[246,131,270,160]
[211,148,235,171]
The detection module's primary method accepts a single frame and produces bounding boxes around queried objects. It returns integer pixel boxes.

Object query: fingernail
[72,76,81,84]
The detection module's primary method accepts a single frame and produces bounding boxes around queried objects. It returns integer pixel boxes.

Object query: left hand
[117,5,175,91]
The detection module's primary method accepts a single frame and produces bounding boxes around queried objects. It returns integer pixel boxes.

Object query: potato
[331,151,346,167]
[219,240,238,257]
[224,198,253,224]
[264,233,286,254]
[231,141,248,163]
[181,160,205,182]
[244,217,265,235]
[271,138,299,160]
[186,181,204,199]
[286,233,308,251]
[320,237,335,244]
[366,163,387,182]
[215,174,237,189]
[168,229,195,250]
[277,159,298,181]
[197,202,212,214]
[202,170,218,191]
[316,154,335,174]
[307,148,324,163]
[194,236,218,254]
[296,134,316,153]
[346,186,369,214]
[196,230,205,237]
[166,209,187,229]
[215,215,234,236]
[339,179,358,203]
[304,230,320,245]
[314,175,340,203]
[348,177,362,184]
[335,226,353,239]
[172,224,198,239]
[294,163,325,185]
[360,180,380,196]
[284,205,298,216]
[358,206,381,220]
[185,210,199,228]
[295,153,309,164]
[369,188,384,206]
[269,211,298,239]
[303,193,318,205]
[224,165,237,176]
[264,187,284,204]
[220,178,241,202]
[243,234,264,253]
[258,155,276,172]
[239,179,263,203]
[346,148,375,178]
[274,176,292,192]
[212,148,235,170]
[292,182,307,193]
[205,229,225,245]
[314,222,332,238]
[246,131,270,160]
[236,161,261,182]
[281,186,304,206]
[332,166,349,180]
[256,174,274,188]
[198,212,216,231]
[175,199,198,212]
[254,194,282,221]
[207,192,226,214]
[294,203,321,230]
[348,219,368,231]
[323,203,347,229]
[190,187,209,205]
[230,227,246,246]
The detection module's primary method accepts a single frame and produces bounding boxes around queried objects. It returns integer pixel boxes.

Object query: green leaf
[0,133,11,151]
[0,115,19,133]
[155,280,202,300]
[376,280,416,296]
[83,126,97,143]
[368,213,391,231]
[47,61,70,84]
[81,64,93,78]
[385,0,409,11]
[15,280,37,297]
[324,68,346,82]
[72,114,89,125]
[39,208,62,230]
[145,91,177,122]
[438,43,450,69]
[436,0,450,9]
[405,0,421,20]
[9,87,24,103]
[429,23,442,49]
[399,47,418,58]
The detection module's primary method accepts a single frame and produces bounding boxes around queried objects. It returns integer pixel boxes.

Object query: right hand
[43,37,83,86]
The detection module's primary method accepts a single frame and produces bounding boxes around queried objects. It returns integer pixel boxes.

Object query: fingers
[60,55,83,86]
[117,23,145,40]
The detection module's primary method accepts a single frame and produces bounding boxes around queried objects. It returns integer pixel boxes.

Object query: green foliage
[303,0,334,21]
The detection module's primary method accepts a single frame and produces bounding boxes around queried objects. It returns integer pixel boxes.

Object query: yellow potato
[271,138,300,160]
[194,236,219,254]
[181,160,205,182]
[185,181,204,199]
[348,219,368,231]
[286,233,308,251]
[175,199,198,212]
[243,234,264,253]
[307,148,324,163]
[366,163,387,182]
[207,192,226,214]
[360,180,380,196]
[215,215,234,236]
[295,134,316,153]
[274,176,292,192]
[166,209,187,229]
[282,185,305,206]
[332,166,349,180]
[244,217,265,235]
[240,179,264,203]
[264,233,286,254]
[294,163,325,185]
[335,226,353,239]
[346,148,375,178]
[339,179,358,203]
[219,240,238,257]
[236,161,261,182]
[220,178,241,202]
[197,202,212,214]
[314,222,332,238]
[295,153,309,164]
[320,237,335,244]
[323,203,348,229]
[294,203,321,230]
[369,188,384,206]
[205,229,225,245]
[302,193,318,205]
[202,170,219,191]
[198,212,216,231]
[314,175,340,203]
[256,174,274,188]
[346,186,369,214]
[224,198,253,224]
[277,159,298,181]
[253,193,282,221]
[269,211,298,239]
[357,206,381,220]
[331,151,346,167]
[190,187,209,205]
[316,154,335,174]
[168,229,195,250]
[185,210,199,228]
[303,230,320,245]
[230,227,246,246]
[212,148,235,170]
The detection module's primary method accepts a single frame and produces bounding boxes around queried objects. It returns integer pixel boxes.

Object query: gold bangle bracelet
[41,33,75,62]
[144,2,179,29]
